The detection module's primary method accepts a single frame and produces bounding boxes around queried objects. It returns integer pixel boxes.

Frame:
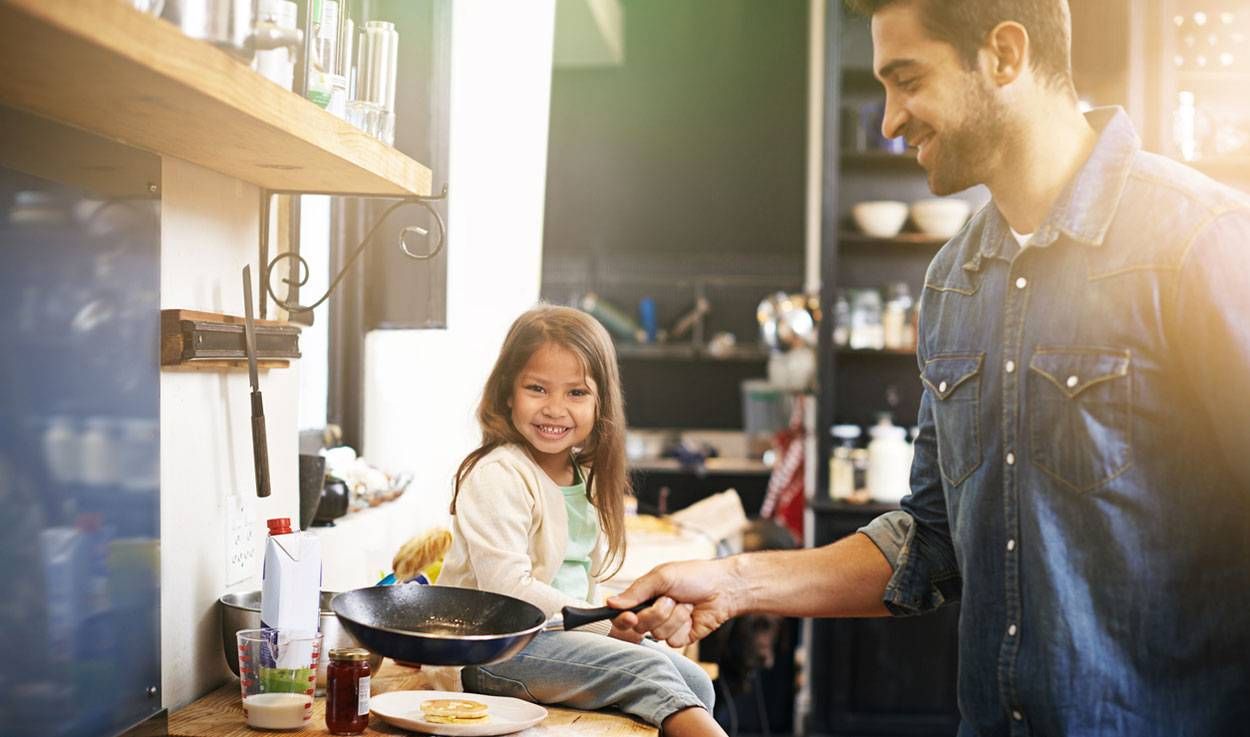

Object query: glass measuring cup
[236,629,323,730]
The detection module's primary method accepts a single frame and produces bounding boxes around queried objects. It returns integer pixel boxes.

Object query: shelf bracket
[256,185,448,316]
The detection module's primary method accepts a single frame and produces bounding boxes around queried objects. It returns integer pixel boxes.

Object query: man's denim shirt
[860,108,1250,737]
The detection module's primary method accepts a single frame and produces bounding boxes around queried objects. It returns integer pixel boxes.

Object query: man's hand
[607,618,644,644]
[608,559,739,648]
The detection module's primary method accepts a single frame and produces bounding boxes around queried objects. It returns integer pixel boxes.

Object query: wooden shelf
[841,149,921,168]
[615,343,770,362]
[835,347,916,357]
[839,231,946,247]
[0,0,432,197]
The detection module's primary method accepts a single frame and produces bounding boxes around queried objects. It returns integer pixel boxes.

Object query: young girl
[439,305,725,737]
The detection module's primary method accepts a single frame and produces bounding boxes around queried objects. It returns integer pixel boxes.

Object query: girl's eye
[526,384,546,394]
[896,77,919,91]
[569,389,591,398]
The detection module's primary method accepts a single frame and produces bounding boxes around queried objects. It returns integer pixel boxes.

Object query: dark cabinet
[807,501,960,737]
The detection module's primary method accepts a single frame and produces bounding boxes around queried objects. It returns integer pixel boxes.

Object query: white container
[867,419,912,503]
[261,518,322,663]
[910,198,971,239]
[851,200,908,238]
[253,0,299,91]
[43,416,81,484]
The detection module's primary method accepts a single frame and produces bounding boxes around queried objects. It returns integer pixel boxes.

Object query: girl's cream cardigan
[438,443,613,636]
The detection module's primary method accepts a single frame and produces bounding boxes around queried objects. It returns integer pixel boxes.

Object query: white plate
[371,690,548,736]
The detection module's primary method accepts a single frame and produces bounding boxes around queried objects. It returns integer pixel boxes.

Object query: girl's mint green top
[550,465,597,600]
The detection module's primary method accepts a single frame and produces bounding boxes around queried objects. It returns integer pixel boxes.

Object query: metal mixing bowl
[219,590,384,687]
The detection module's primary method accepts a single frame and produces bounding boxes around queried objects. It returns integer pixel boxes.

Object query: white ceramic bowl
[910,198,971,239]
[851,200,909,238]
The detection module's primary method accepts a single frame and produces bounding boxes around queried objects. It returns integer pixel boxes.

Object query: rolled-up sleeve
[859,295,963,616]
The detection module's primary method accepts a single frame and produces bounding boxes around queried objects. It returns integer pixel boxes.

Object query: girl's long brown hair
[452,304,630,579]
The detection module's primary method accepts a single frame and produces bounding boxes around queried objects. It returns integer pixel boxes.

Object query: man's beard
[925,76,1008,196]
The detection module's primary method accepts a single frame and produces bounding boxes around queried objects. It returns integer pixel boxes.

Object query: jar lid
[329,647,371,661]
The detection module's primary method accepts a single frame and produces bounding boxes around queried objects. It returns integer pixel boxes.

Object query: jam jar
[325,648,372,734]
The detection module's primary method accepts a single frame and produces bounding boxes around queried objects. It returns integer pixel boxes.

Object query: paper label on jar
[357,675,371,716]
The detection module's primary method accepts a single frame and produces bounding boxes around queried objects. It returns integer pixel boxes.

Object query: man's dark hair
[847,0,1075,93]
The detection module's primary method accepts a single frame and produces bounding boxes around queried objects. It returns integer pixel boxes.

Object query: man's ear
[984,21,1028,86]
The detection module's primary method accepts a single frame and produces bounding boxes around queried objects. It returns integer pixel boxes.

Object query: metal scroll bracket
[256,185,448,316]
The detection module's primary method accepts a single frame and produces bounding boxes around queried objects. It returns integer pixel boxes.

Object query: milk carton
[260,517,321,668]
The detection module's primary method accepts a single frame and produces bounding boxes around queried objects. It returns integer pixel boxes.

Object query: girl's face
[509,343,598,475]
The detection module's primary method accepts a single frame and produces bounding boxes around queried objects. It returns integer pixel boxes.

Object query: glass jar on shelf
[849,288,884,350]
[828,424,862,500]
[882,282,914,350]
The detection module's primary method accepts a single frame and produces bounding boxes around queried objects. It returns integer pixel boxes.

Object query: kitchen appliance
[297,454,324,530]
[312,475,350,525]
[330,585,653,666]
[219,590,384,688]
[166,0,302,62]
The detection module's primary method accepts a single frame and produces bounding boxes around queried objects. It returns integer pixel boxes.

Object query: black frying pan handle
[560,598,659,631]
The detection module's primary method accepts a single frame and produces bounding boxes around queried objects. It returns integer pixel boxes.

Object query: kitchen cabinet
[807,501,960,737]
[0,127,163,737]
[0,2,445,734]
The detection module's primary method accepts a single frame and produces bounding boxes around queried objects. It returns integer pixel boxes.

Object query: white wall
[157,0,558,710]
[159,158,301,708]
[363,1,559,528]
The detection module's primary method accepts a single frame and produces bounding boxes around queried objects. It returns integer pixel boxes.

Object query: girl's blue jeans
[461,630,715,726]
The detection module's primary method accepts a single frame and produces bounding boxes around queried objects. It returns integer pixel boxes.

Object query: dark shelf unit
[808,6,961,736]
[615,343,772,362]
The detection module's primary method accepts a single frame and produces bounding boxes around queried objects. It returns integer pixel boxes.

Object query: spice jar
[325,648,372,734]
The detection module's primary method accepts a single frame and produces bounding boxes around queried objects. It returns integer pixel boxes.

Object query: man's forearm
[730,532,893,618]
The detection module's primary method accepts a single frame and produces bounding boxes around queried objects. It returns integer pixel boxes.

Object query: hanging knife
[242,265,271,498]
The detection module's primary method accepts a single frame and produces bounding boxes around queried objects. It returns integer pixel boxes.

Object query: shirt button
[1015,277,1028,289]
[938,381,948,393]
[1008,624,1018,637]
[1066,375,1079,388]
[1007,539,1016,552]
[1006,451,1016,465]
[1005,360,1016,373]
[1012,710,1024,721]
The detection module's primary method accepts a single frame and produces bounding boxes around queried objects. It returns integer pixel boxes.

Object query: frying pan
[331,585,654,666]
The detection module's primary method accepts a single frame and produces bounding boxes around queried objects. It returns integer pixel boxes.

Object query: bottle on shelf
[867,414,912,503]
[882,282,915,351]
[832,290,851,348]
[829,424,862,500]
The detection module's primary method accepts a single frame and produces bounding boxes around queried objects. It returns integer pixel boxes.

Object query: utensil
[242,265,270,498]
[331,585,655,666]
[235,628,321,729]
[219,590,384,689]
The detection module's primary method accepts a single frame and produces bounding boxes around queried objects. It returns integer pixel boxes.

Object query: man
[610,1,1250,734]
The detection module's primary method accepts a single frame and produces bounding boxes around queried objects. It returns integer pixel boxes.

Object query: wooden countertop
[169,660,656,736]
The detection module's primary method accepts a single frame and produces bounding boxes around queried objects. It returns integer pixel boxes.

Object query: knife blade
[242,266,271,498]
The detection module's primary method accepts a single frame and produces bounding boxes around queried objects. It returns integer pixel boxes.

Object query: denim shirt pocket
[1029,346,1133,493]
[921,353,985,487]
